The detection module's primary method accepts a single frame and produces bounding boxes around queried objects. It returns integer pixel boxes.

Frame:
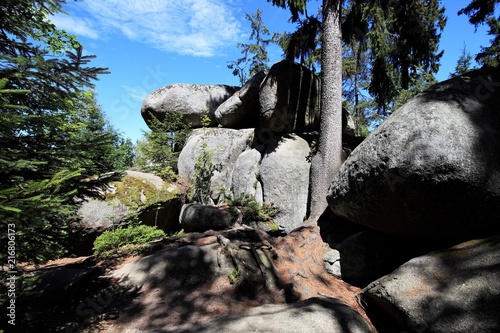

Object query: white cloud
[49,15,100,39]
[58,0,242,57]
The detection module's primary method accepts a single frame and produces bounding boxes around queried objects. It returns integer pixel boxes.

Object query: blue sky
[51,0,493,143]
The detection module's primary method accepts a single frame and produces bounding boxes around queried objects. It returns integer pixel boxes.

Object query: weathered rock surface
[231,148,263,203]
[260,134,311,232]
[362,236,500,333]
[164,298,373,333]
[260,60,320,133]
[215,71,266,128]
[141,83,239,129]
[178,129,313,232]
[179,203,240,232]
[113,243,232,291]
[328,68,500,240]
[178,128,254,202]
[337,230,436,287]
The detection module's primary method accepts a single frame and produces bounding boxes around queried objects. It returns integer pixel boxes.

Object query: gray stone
[77,198,129,232]
[179,203,239,232]
[178,128,254,203]
[337,230,431,287]
[328,68,500,240]
[260,60,320,133]
[141,83,239,129]
[343,108,357,136]
[113,243,231,290]
[260,134,311,232]
[231,148,262,202]
[125,170,165,189]
[362,236,500,333]
[165,298,373,333]
[215,71,266,128]
[323,249,341,279]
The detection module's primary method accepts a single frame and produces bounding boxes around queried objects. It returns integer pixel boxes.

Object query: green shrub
[229,195,277,223]
[93,225,166,255]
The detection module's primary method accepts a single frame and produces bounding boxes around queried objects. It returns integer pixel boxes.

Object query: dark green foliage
[459,0,500,66]
[360,0,446,114]
[229,195,277,223]
[271,0,446,116]
[0,0,121,263]
[277,15,322,71]
[134,112,191,180]
[266,0,307,22]
[191,142,218,205]
[450,44,479,78]
[93,225,166,256]
[228,8,278,85]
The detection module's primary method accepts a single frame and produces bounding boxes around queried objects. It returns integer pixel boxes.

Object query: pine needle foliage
[0,0,126,263]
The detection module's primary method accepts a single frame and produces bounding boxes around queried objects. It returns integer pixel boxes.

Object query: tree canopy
[459,0,500,66]
[0,0,132,263]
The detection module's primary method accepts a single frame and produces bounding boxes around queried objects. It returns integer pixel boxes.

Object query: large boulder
[260,134,311,232]
[215,71,266,128]
[336,230,436,287]
[260,60,320,133]
[141,83,239,129]
[178,128,254,203]
[165,298,373,333]
[179,203,240,232]
[328,68,500,240]
[113,243,231,291]
[362,236,500,333]
[178,128,313,233]
[231,148,264,203]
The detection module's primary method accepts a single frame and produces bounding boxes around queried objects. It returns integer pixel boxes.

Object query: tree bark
[306,0,343,223]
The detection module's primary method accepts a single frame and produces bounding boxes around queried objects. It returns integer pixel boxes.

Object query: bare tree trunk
[306,0,343,224]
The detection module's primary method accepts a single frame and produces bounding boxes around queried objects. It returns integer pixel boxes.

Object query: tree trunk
[307,0,343,223]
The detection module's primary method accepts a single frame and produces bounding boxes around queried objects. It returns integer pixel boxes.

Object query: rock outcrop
[179,203,240,232]
[259,60,321,133]
[328,68,500,241]
[260,134,311,231]
[141,83,239,129]
[178,128,254,203]
[231,148,264,204]
[179,129,312,232]
[362,236,500,333]
[215,71,266,128]
[165,298,373,333]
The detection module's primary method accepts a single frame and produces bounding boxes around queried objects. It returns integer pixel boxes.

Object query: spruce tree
[228,8,278,85]
[450,44,478,78]
[0,0,113,263]
[459,0,500,66]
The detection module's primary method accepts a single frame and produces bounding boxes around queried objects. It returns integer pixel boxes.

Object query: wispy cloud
[49,15,100,40]
[55,0,242,57]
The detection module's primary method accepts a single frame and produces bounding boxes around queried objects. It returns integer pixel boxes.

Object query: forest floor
[15,225,376,332]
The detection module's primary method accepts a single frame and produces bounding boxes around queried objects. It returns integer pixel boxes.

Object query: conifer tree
[450,44,478,78]
[228,8,278,85]
[0,0,114,262]
[459,0,500,66]
[134,112,191,180]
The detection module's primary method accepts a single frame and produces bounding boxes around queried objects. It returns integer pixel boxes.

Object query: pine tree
[134,112,191,181]
[0,0,113,263]
[459,0,500,66]
[228,8,278,85]
[450,44,478,78]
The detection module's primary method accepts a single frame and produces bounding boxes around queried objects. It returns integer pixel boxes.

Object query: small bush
[229,195,277,223]
[93,225,166,255]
